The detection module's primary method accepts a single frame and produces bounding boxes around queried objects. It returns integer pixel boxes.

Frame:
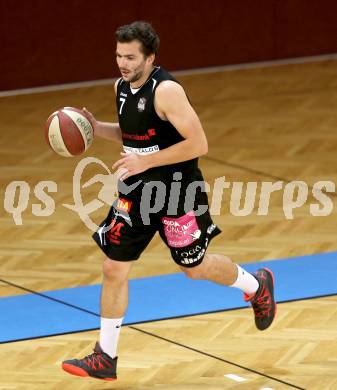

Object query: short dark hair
[115,21,160,56]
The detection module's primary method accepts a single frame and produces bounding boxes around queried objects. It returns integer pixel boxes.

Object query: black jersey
[116,67,198,184]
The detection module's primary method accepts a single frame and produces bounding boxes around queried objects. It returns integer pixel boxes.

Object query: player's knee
[181,262,205,280]
[102,258,131,282]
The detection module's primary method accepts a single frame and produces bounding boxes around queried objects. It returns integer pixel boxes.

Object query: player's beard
[126,60,147,84]
[128,69,143,83]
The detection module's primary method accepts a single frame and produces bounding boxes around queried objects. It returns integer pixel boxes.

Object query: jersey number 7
[119,98,126,114]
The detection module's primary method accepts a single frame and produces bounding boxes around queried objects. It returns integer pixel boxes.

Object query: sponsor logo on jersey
[123,145,160,155]
[116,198,132,213]
[123,133,150,141]
[137,97,147,112]
[122,129,156,141]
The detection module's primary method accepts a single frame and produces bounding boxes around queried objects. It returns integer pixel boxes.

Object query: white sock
[230,265,259,295]
[100,317,123,358]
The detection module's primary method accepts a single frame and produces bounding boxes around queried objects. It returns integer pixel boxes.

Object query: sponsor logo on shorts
[107,220,124,245]
[180,238,209,265]
[207,224,216,234]
[190,229,201,240]
[163,219,194,230]
[179,245,201,258]
[168,238,194,247]
[181,248,205,265]
[116,198,132,213]
[162,211,199,248]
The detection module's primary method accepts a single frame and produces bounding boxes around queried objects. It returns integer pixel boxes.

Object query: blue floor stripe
[1,252,336,343]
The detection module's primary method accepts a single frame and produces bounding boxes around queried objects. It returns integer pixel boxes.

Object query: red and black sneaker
[62,342,117,381]
[244,268,276,330]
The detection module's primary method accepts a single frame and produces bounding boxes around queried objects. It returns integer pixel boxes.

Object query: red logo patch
[107,220,124,245]
[147,128,156,136]
[116,198,132,213]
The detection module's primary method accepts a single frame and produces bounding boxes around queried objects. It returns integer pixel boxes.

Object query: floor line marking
[130,325,305,390]
[224,373,247,382]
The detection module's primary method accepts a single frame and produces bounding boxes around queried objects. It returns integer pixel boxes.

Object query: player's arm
[82,80,122,143]
[147,80,208,166]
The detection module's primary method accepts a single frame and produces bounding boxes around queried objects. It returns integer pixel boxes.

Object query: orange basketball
[45,107,94,157]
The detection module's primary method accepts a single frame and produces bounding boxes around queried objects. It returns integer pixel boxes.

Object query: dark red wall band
[1,0,337,91]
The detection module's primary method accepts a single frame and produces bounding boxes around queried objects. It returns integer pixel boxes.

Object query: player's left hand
[112,152,151,180]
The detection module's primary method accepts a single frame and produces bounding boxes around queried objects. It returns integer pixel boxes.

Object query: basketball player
[62,21,276,381]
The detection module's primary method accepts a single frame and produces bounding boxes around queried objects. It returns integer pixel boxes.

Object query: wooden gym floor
[0,58,337,389]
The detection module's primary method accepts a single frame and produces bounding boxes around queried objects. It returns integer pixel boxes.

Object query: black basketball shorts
[92,171,221,267]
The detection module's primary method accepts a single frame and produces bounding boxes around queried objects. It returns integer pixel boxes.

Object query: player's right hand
[82,107,98,133]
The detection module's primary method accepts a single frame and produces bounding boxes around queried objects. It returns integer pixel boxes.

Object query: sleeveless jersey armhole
[116,77,124,94]
[153,79,192,109]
